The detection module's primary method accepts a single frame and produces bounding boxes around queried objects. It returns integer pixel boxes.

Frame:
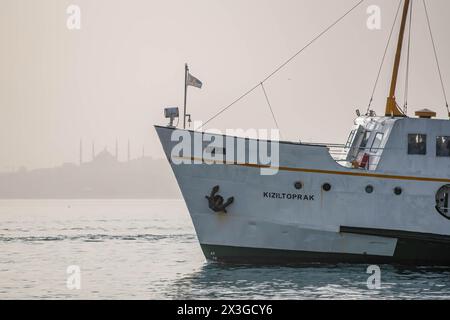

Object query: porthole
[394,187,402,195]
[365,185,374,194]
[294,182,303,190]
[435,185,450,220]
[322,183,332,192]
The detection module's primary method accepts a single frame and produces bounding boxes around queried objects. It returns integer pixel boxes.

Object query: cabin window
[408,134,427,155]
[360,131,371,149]
[345,130,356,148]
[370,133,384,152]
[436,136,450,157]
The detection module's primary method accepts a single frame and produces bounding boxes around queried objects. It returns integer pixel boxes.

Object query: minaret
[79,139,83,165]
[92,141,95,161]
[142,145,145,158]
[115,138,119,161]
[127,139,130,162]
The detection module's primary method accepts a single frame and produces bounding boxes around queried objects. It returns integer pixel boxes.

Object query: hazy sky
[1,0,450,171]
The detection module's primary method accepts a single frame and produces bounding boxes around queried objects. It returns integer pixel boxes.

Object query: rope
[423,0,449,115]
[366,0,403,114]
[260,83,282,139]
[404,0,413,114]
[198,0,366,130]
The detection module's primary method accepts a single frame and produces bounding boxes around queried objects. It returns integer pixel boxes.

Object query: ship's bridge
[330,116,399,171]
[331,114,450,176]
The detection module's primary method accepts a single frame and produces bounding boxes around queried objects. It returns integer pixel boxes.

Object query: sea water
[0,199,449,300]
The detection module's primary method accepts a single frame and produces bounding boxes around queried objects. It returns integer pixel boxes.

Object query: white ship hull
[156,124,450,265]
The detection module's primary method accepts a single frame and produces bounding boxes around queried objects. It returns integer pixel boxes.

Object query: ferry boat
[156,0,450,265]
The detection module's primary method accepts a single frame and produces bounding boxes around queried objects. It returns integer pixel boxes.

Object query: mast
[183,63,188,129]
[385,0,410,117]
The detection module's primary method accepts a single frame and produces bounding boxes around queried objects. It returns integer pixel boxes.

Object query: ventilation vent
[415,108,436,119]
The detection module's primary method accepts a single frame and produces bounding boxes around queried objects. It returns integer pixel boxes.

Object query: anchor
[205,185,234,213]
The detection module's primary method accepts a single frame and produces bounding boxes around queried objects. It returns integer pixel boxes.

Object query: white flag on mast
[187,72,203,89]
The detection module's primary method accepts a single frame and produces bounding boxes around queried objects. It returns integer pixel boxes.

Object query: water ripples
[0,233,196,243]
[1,200,450,299]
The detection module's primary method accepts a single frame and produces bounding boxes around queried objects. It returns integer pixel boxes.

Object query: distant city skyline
[0,149,180,198]
[1,138,162,173]
[78,138,151,165]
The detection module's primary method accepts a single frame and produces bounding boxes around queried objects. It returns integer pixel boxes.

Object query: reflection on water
[169,263,450,300]
[0,199,450,300]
